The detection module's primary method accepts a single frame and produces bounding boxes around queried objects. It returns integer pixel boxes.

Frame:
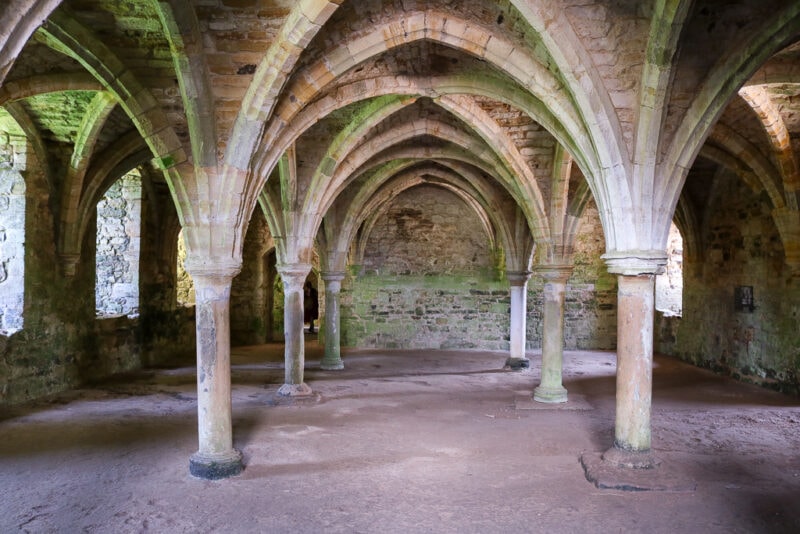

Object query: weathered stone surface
[342,189,617,351]
[657,169,800,395]
[176,232,195,307]
[230,210,273,345]
[0,143,194,407]
[362,186,494,275]
[95,171,140,317]
[342,273,511,351]
[2,0,800,490]
[580,452,697,493]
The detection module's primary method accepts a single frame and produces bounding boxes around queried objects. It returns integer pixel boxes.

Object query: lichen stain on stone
[391,208,433,240]
[197,305,217,381]
[24,91,98,144]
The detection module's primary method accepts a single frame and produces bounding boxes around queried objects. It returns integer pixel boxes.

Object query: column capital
[183,256,242,280]
[534,264,573,282]
[277,262,312,276]
[321,271,346,293]
[506,270,532,286]
[277,262,312,290]
[184,257,241,302]
[321,271,346,283]
[602,250,666,276]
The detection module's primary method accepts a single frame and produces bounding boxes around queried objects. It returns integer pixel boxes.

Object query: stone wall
[231,210,272,345]
[1,143,98,403]
[0,142,195,407]
[341,273,510,350]
[342,186,504,349]
[95,172,141,317]
[272,272,285,339]
[656,170,800,394]
[341,187,617,351]
[362,186,495,276]
[137,174,196,369]
[561,201,618,350]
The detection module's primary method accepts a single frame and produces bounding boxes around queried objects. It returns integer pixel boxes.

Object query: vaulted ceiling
[2,0,800,272]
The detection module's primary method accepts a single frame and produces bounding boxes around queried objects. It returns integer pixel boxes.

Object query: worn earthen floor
[2,339,799,533]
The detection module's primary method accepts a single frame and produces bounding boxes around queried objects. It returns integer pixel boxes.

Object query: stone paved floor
[2,340,799,533]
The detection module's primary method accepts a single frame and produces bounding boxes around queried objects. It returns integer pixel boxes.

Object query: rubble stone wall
[341,189,617,350]
[0,146,194,407]
[656,170,800,394]
[95,172,141,317]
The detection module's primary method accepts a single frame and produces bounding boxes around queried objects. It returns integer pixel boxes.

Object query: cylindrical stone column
[505,271,532,370]
[533,265,572,403]
[320,271,345,370]
[602,253,665,469]
[277,263,313,396]
[185,261,243,479]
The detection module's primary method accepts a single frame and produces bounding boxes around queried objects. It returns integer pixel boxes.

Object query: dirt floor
[2,338,800,533]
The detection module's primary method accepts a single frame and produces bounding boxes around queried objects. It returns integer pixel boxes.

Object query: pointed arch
[658,4,800,232]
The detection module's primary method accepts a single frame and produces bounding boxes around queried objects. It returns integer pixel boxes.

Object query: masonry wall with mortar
[230,210,273,346]
[95,172,141,318]
[136,172,196,370]
[560,200,618,350]
[0,142,194,406]
[340,186,617,351]
[655,169,800,394]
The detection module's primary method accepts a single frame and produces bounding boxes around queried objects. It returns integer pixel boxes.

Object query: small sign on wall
[734,286,755,312]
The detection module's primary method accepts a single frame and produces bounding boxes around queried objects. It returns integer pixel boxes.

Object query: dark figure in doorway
[304,282,319,333]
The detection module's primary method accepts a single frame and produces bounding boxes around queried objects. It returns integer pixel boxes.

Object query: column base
[601,444,661,469]
[189,449,243,480]
[320,359,344,370]
[504,357,530,371]
[533,385,568,403]
[277,383,313,397]
[580,450,695,492]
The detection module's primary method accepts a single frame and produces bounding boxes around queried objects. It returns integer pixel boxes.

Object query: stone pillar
[277,263,313,396]
[505,271,532,370]
[185,259,243,479]
[320,271,345,370]
[602,254,665,468]
[533,265,572,403]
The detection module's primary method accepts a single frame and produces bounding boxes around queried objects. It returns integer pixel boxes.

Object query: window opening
[655,221,683,317]
[0,134,26,335]
[95,170,141,317]
[176,229,195,306]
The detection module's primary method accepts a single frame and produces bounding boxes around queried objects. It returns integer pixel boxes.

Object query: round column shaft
[613,275,655,450]
[505,271,532,370]
[186,262,243,479]
[320,271,345,370]
[534,266,572,403]
[602,252,666,469]
[277,263,313,396]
